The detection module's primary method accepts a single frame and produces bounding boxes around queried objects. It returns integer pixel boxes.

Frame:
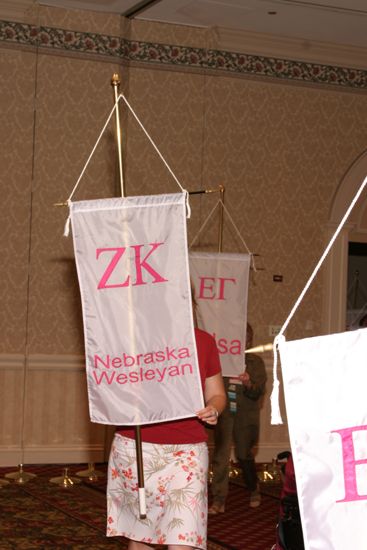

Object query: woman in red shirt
[107,327,226,550]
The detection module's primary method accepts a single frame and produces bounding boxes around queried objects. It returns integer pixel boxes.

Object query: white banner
[189,252,250,377]
[279,328,367,550]
[70,193,203,425]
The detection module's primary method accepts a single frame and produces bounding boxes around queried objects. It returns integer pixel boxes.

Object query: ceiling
[38,0,367,50]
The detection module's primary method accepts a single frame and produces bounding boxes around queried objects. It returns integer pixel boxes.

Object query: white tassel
[63,215,71,237]
[185,189,191,219]
[271,379,283,425]
[63,200,72,237]
[270,334,285,425]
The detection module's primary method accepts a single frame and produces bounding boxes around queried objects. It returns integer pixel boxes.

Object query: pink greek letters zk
[96,242,168,289]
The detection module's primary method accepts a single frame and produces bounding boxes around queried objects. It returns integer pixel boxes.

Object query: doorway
[347,242,367,329]
[322,150,367,335]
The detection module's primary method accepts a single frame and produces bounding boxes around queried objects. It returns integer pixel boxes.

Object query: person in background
[209,323,267,512]
[107,290,226,550]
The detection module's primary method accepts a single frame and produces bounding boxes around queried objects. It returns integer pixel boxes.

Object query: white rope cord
[189,199,221,248]
[118,93,190,218]
[67,102,118,203]
[270,174,367,425]
[63,93,192,237]
[63,102,118,236]
[190,198,256,270]
[219,199,257,272]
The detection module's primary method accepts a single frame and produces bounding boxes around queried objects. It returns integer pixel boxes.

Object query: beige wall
[1,3,367,465]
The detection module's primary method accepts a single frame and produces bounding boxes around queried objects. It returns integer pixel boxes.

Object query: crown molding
[214,27,367,70]
[1,18,366,89]
[1,2,367,70]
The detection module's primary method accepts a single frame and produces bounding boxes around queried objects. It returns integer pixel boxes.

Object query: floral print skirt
[107,434,208,549]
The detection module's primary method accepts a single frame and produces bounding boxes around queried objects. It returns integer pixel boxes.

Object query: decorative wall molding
[0,354,25,370]
[0,354,288,465]
[215,27,367,71]
[0,444,105,467]
[1,18,367,90]
[27,354,85,371]
[0,354,85,371]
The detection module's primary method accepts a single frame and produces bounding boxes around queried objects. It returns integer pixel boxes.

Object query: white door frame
[322,149,367,334]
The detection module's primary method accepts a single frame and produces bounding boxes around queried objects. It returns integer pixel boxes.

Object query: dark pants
[211,402,259,503]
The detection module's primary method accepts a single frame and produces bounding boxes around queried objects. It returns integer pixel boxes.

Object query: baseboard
[0,445,106,467]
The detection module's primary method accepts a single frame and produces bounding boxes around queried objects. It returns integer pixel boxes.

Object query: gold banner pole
[111,73,125,197]
[218,184,225,253]
[110,73,146,518]
[189,186,222,196]
[135,423,146,518]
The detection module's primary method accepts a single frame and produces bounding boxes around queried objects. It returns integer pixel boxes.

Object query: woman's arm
[196,372,227,426]
[239,354,267,400]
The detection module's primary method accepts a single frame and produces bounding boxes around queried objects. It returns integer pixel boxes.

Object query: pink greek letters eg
[198,277,236,300]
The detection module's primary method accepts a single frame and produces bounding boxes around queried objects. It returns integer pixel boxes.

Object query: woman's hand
[200,373,226,424]
[196,405,219,425]
[238,370,251,387]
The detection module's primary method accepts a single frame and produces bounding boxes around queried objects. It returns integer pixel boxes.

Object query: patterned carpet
[0,473,126,550]
[0,464,281,550]
[208,482,281,550]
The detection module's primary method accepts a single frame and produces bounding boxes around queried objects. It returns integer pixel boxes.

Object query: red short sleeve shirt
[117,328,221,444]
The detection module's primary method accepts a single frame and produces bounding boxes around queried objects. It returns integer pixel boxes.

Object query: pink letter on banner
[279,328,367,550]
[189,252,250,377]
[70,193,203,425]
[332,425,367,503]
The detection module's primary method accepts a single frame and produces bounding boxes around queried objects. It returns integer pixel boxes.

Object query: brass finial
[245,343,273,354]
[111,73,121,88]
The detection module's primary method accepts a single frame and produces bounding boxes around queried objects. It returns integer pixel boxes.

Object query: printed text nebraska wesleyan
[92,346,193,385]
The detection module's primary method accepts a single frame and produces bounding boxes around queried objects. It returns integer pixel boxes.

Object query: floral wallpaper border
[1,19,366,90]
